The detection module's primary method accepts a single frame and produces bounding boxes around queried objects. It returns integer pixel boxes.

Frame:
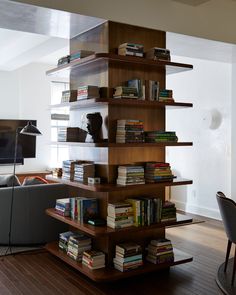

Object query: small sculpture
[86,112,103,143]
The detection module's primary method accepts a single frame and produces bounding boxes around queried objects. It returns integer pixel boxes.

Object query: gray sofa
[0,183,69,245]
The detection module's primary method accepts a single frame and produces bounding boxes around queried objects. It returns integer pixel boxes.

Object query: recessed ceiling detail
[172,0,210,6]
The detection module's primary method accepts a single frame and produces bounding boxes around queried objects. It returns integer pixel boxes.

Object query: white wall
[166,56,231,219]
[0,63,51,174]
[231,59,236,202]
[0,71,19,119]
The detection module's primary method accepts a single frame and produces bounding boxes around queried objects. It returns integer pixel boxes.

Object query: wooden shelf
[49,98,193,110]
[50,141,193,147]
[46,175,193,192]
[46,53,193,78]
[46,209,193,237]
[45,242,193,282]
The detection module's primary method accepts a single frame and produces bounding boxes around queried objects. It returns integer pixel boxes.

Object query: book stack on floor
[67,232,92,262]
[117,165,145,185]
[113,242,143,272]
[126,197,162,226]
[145,162,174,183]
[116,119,144,143]
[146,238,174,264]
[77,85,99,100]
[59,231,76,252]
[145,47,171,61]
[118,43,144,57]
[145,131,178,143]
[70,197,98,223]
[55,198,70,217]
[82,250,106,270]
[161,201,177,223]
[113,86,138,99]
[159,89,174,102]
[73,162,95,183]
[107,202,134,229]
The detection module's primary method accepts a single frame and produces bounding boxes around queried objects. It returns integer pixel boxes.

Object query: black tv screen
[0,119,37,165]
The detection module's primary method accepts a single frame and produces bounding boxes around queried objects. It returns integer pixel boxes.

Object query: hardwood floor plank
[0,216,227,295]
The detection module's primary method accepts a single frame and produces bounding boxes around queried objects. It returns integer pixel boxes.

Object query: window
[50,81,69,168]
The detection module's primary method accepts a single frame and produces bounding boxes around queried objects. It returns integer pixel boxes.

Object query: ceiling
[167,32,236,63]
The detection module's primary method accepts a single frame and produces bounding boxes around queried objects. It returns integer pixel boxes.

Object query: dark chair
[216,191,236,285]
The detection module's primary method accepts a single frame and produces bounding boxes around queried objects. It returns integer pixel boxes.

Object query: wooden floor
[0,216,227,295]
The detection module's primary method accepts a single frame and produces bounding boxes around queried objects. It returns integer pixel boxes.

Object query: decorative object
[86,112,103,143]
[5,121,42,256]
[66,127,87,142]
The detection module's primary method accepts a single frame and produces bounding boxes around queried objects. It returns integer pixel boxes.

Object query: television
[0,119,37,165]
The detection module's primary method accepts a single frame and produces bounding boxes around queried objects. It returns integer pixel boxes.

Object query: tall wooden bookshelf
[45,21,193,282]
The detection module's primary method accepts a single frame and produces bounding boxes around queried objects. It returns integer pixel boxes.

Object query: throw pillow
[0,174,21,187]
[22,176,48,186]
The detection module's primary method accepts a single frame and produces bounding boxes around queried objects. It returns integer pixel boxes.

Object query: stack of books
[61,90,77,103]
[57,50,94,65]
[116,119,144,143]
[59,231,76,252]
[69,50,94,62]
[113,242,143,272]
[55,198,70,217]
[113,86,138,99]
[70,197,98,223]
[126,197,162,226]
[107,202,134,229]
[57,127,67,142]
[77,85,99,100]
[159,89,174,102]
[118,43,144,57]
[117,165,145,185]
[145,162,174,183]
[82,250,105,270]
[145,47,171,61]
[73,162,95,183]
[161,201,177,223]
[67,233,92,262]
[146,238,174,264]
[145,131,178,143]
[62,160,77,180]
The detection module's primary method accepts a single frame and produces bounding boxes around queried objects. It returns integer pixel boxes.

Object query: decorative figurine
[86,112,103,143]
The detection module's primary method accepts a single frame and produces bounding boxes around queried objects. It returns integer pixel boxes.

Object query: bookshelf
[45,21,193,281]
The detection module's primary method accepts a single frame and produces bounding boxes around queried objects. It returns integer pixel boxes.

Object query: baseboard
[172,199,221,220]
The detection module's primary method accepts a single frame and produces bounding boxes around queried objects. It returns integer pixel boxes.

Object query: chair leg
[225,240,232,272]
[231,245,236,286]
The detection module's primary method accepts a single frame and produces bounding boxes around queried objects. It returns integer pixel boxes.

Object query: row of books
[60,83,174,103]
[107,200,176,229]
[55,197,98,223]
[116,119,144,143]
[117,43,171,61]
[113,83,173,102]
[114,239,174,272]
[62,160,95,183]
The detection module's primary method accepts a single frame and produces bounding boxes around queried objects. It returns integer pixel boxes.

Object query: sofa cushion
[22,176,48,186]
[0,174,21,187]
